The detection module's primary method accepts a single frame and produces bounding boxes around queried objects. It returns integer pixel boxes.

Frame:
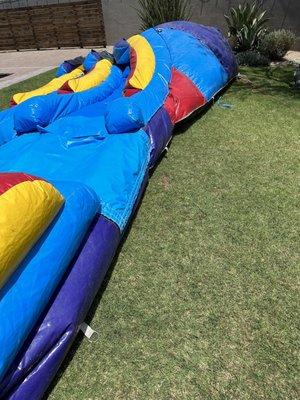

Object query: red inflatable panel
[0,172,40,195]
[164,68,206,124]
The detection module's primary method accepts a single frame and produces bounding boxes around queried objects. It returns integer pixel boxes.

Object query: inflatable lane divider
[0,172,64,289]
[125,34,155,92]
[60,59,113,93]
[10,66,84,106]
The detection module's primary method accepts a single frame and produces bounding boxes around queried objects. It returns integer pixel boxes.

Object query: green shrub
[136,0,191,31]
[224,2,269,52]
[236,50,270,66]
[258,29,296,60]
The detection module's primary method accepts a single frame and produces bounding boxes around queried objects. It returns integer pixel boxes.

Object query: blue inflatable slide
[0,22,237,399]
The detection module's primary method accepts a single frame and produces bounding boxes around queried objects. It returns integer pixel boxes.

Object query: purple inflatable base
[145,107,173,168]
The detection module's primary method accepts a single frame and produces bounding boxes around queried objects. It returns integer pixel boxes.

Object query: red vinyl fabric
[164,68,206,124]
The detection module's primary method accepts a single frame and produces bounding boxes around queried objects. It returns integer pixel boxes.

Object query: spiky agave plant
[225,2,269,52]
[136,0,192,31]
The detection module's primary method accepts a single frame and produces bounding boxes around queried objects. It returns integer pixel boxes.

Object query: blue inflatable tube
[0,108,16,145]
[14,66,123,134]
[0,181,98,378]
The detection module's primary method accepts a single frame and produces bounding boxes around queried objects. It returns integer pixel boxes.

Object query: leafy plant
[236,50,269,66]
[136,0,192,31]
[225,2,269,52]
[258,29,296,60]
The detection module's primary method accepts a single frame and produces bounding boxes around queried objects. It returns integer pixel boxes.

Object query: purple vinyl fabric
[145,107,173,167]
[0,215,121,400]
[157,21,237,79]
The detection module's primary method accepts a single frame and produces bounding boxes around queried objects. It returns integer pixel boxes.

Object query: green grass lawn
[0,69,55,109]
[1,66,299,399]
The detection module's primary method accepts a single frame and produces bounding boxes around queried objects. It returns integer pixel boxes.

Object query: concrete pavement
[0,47,110,89]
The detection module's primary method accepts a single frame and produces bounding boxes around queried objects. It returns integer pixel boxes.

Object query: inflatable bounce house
[0,22,237,399]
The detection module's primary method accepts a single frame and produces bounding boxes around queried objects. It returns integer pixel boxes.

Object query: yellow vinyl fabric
[127,34,155,90]
[0,173,64,288]
[65,59,113,92]
[12,66,84,105]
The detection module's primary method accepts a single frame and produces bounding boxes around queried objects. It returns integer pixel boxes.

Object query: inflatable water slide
[0,22,237,399]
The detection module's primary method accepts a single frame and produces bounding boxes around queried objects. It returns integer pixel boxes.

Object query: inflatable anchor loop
[79,322,99,342]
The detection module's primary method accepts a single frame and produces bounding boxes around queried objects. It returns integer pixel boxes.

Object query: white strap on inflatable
[79,322,99,342]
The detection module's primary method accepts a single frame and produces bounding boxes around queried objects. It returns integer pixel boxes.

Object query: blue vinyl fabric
[14,66,123,134]
[105,28,172,134]
[113,39,131,64]
[0,181,99,379]
[158,28,228,100]
[0,108,17,145]
[56,61,73,77]
[0,129,150,229]
[158,21,237,78]
[0,67,123,143]
[83,50,102,72]
[38,73,126,138]
[39,105,108,138]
